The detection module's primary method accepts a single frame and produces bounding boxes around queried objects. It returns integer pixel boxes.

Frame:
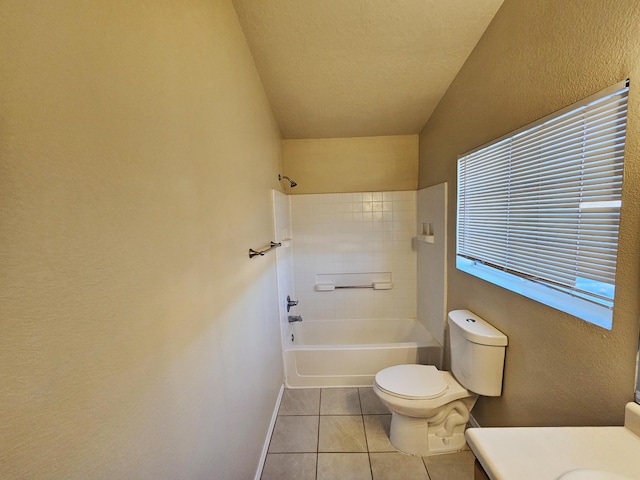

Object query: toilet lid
[375,365,448,399]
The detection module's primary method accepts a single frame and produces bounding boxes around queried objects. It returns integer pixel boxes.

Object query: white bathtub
[283,318,442,388]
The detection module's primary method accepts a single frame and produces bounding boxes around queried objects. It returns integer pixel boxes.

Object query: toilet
[373,310,508,456]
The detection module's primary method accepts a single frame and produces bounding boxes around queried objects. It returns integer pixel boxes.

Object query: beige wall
[0,1,284,479]
[419,0,640,426]
[283,135,418,194]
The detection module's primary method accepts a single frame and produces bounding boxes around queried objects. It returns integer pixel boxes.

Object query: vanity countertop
[465,402,640,480]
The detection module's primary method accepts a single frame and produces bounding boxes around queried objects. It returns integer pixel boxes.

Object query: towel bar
[248,241,281,259]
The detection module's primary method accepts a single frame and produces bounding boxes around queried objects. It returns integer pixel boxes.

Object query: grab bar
[248,241,281,259]
[315,282,393,291]
[335,285,375,289]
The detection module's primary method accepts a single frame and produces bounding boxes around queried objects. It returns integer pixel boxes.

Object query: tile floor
[261,387,475,480]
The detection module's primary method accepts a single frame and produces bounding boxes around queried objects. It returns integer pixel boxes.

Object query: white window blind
[457,81,629,329]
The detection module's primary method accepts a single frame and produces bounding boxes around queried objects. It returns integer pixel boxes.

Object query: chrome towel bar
[249,241,281,259]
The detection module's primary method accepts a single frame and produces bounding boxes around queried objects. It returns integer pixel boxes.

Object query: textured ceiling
[232,0,504,139]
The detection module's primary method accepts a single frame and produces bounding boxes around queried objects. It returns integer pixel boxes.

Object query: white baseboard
[254,384,285,480]
[468,412,481,428]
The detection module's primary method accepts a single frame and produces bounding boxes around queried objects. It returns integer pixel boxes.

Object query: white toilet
[373,310,508,456]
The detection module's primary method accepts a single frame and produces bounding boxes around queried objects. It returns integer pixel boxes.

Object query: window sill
[456,257,613,330]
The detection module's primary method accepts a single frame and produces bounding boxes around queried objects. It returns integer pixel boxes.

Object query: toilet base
[388,398,476,456]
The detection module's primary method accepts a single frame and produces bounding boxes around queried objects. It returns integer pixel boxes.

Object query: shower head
[278,174,297,188]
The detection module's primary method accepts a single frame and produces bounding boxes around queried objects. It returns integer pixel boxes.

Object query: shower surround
[273,187,448,388]
[291,191,417,321]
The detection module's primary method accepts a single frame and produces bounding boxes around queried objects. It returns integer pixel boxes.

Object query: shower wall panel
[291,191,417,321]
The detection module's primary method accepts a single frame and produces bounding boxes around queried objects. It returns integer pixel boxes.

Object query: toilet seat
[374,364,448,400]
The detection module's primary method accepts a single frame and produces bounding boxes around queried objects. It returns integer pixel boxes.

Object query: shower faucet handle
[286,295,298,312]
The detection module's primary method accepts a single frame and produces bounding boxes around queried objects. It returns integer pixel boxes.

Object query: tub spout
[288,315,303,323]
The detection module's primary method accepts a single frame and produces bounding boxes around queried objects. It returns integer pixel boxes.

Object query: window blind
[457,81,628,326]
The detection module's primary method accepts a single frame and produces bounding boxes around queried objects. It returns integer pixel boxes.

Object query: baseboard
[254,384,284,480]
[468,412,481,428]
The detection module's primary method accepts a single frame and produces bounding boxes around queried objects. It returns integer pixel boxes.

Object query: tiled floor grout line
[358,388,376,480]
[315,411,319,480]
[316,389,321,480]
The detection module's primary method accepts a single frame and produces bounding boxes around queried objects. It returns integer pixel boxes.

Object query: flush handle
[286,295,298,312]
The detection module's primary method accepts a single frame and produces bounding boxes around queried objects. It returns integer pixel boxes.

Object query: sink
[466,403,640,480]
[558,469,636,480]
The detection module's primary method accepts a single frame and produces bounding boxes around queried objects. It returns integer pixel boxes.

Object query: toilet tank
[448,310,508,396]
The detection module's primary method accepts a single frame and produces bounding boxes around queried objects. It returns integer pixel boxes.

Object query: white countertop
[466,403,640,480]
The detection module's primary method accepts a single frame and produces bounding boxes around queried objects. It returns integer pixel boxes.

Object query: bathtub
[283,318,442,388]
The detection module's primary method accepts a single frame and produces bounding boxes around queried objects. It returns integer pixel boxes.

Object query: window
[457,81,629,329]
